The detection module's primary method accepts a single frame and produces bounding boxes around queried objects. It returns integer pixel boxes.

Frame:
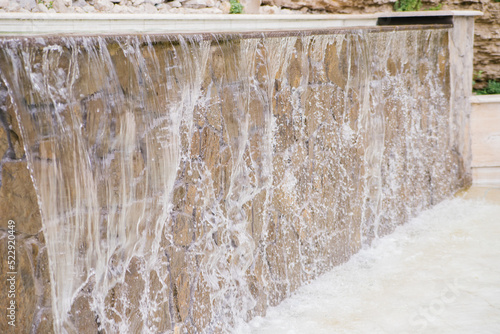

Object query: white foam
[239,198,500,334]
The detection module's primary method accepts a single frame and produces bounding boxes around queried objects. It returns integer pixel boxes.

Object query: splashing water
[239,195,500,334]
[0,27,466,333]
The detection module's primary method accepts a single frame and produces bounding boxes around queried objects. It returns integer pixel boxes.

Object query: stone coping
[377,10,482,18]
[0,24,453,42]
[0,11,482,35]
[471,94,500,104]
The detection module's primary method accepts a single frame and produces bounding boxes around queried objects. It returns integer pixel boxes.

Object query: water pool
[240,187,500,334]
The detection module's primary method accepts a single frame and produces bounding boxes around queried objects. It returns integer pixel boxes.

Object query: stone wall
[0,24,471,333]
[0,0,290,15]
[0,84,54,332]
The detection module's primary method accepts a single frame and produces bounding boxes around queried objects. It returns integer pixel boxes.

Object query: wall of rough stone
[0,24,471,333]
[0,0,288,15]
[0,83,54,332]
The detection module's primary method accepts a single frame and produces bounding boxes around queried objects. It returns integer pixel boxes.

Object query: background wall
[1,0,498,86]
[263,0,499,87]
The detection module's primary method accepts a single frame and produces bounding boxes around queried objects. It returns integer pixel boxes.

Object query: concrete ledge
[378,10,482,18]
[0,13,377,35]
[471,94,500,185]
[0,11,482,35]
[471,94,500,104]
[472,167,500,186]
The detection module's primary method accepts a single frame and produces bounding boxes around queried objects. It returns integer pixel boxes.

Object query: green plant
[474,80,500,95]
[394,0,421,11]
[426,3,442,10]
[37,0,53,8]
[472,70,484,86]
[229,0,243,14]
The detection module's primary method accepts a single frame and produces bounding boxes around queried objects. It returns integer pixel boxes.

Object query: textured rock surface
[0,24,471,333]
[0,80,53,333]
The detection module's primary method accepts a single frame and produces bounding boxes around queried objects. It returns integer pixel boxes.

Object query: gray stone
[94,0,114,11]
[15,0,37,10]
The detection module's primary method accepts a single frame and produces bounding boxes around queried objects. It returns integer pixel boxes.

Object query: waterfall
[0,28,463,333]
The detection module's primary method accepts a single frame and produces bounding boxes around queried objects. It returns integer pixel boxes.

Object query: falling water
[0,27,465,333]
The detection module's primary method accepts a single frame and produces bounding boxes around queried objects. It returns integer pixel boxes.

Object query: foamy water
[238,197,500,334]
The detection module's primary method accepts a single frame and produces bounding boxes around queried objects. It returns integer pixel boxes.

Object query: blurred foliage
[229,0,243,13]
[426,3,442,10]
[474,80,500,95]
[394,0,422,11]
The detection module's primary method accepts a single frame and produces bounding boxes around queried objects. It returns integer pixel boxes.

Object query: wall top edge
[0,24,452,41]
[471,95,500,104]
[0,10,482,21]
[0,10,479,35]
[377,10,482,17]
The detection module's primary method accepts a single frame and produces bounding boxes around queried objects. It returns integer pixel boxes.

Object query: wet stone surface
[0,28,469,333]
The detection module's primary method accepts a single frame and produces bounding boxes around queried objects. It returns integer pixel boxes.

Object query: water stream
[0,28,465,333]
[240,196,500,334]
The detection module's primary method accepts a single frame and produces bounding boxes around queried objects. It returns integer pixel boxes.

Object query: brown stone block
[107,42,140,97]
[274,114,293,155]
[174,269,191,322]
[245,271,266,318]
[220,86,241,152]
[273,84,292,118]
[32,307,54,334]
[148,269,172,333]
[123,257,146,328]
[210,40,241,85]
[104,284,124,326]
[103,257,146,331]
[0,238,37,333]
[74,43,115,100]
[248,89,266,128]
[16,47,69,106]
[172,183,187,212]
[0,126,8,159]
[68,291,99,333]
[303,84,338,138]
[0,161,42,235]
[37,139,57,160]
[386,57,400,77]
[81,97,112,159]
[219,145,233,199]
[325,40,348,89]
[34,243,52,310]
[200,126,220,173]
[288,40,303,89]
[254,43,270,91]
[251,190,267,239]
[277,218,302,291]
[173,213,194,247]
[264,242,288,284]
[307,38,330,85]
[191,273,212,332]
[204,86,223,132]
[263,211,278,244]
